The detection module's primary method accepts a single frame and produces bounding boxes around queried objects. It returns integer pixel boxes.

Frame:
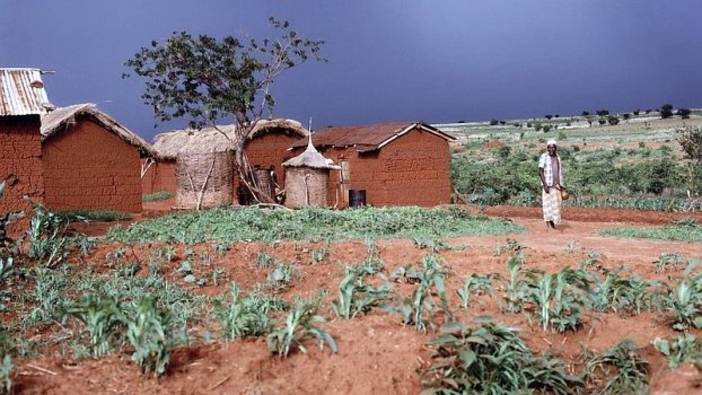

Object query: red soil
[12,217,702,394]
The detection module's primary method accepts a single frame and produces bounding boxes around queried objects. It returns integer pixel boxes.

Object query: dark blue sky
[2,0,701,140]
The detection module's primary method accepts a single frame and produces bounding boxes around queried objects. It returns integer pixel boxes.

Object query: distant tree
[645,109,652,114]
[598,118,607,125]
[499,120,506,125]
[585,115,595,126]
[622,113,631,120]
[661,104,674,119]
[456,120,466,123]
[542,125,552,133]
[596,110,609,116]
[554,114,560,118]
[512,122,521,127]
[533,122,543,131]
[544,114,553,120]
[677,108,691,119]
[633,109,640,115]
[489,119,499,126]
[123,17,326,203]
[581,111,590,116]
[608,115,620,125]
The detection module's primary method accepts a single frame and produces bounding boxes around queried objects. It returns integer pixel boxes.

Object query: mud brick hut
[145,119,308,204]
[289,122,456,208]
[0,68,51,236]
[40,103,154,212]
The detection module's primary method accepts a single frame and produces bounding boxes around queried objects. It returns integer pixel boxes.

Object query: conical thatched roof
[152,118,308,160]
[283,135,340,170]
[41,103,155,156]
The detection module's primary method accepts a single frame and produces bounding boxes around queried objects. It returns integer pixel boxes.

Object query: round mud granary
[175,151,234,209]
[283,137,339,209]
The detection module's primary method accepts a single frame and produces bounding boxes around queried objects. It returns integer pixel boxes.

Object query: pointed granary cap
[283,134,340,170]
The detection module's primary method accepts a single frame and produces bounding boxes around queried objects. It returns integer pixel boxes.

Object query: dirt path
[454,218,701,262]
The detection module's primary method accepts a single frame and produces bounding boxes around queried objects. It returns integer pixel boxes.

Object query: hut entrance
[175,151,234,210]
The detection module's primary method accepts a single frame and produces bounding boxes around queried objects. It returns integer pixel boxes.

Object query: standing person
[538,139,564,229]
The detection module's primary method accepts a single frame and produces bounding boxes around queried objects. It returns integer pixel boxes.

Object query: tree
[633,109,640,115]
[676,108,691,119]
[607,115,620,125]
[581,111,590,116]
[596,110,609,116]
[123,17,325,203]
[489,119,499,126]
[544,114,553,120]
[622,113,631,120]
[677,127,702,194]
[661,103,674,119]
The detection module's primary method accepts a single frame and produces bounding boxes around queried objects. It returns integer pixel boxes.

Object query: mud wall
[43,118,142,212]
[0,115,44,236]
[141,159,176,195]
[309,128,451,208]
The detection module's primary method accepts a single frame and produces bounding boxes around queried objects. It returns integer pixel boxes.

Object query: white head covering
[546,139,557,147]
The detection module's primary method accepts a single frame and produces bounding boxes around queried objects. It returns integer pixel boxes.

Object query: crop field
[1,196,702,394]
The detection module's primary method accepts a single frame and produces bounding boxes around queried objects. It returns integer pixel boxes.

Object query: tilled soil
[13,217,702,394]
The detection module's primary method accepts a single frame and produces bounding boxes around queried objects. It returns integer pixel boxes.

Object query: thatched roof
[152,118,308,160]
[283,136,340,170]
[41,103,155,155]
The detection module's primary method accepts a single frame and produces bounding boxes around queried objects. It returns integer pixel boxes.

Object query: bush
[543,125,552,133]
[598,118,607,125]
[677,108,692,119]
[608,115,620,125]
[596,110,609,116]
[661,103,674,119]
[489,119,499,126]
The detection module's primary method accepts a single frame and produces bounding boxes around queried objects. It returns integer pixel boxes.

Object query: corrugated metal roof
[0,68,51,116]
[290,121,456,152]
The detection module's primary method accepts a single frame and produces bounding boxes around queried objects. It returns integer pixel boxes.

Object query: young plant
[421,320,582,394]
[125,296,172,377]
[527,268,592,332]
[26,201,71,267]
[592,267,660,315]
[267,297,337,357]
[399,254,452,333]
[494,238,525,257]
[0,355,11,395]
[456,273,495,309]
[266,262,296,291]
[664,265,702,330]
[579,250,606,273]
[654,335,702,368]
[654,252,686,273]
[65,294,125,358]
[502,255,539,313]
[256,251,274,268]
[331,266,392,319]
[310,246,329,264]
[212,283,274,340]
[582,340,650,394]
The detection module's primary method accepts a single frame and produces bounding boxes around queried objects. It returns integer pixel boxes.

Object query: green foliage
[581,340,650,394]
[124,18,325,130]
[421,321,582,394]
[654,334,702,368]
[108,206,522,244]
[0,355,11,395]
[502,255,538,313]
[267,297,337,357]
[567,196,702,212]
[664,265,702,330]
[600,220,702,242]
[592,267,661,315]
[309,246,329,264]
[125,296,173,377]
[525,268,592,332]
[65,294,125,358]
[332,265,392,320]
[23,265,71,326]
[27,202,71,267]
[266,262,296,291]
[255,251,274,267]
[212,283,278,340]
[456,273,495,309]
[142,191,174,202]
[655,252,687,273]
[661,103,674,119]
[399,254,452,333]
[56,210,131,222]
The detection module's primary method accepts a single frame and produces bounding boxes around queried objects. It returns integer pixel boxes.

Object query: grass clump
[421,320,582,394]
[56,210,131,222]
[399,254,452,333]
[332,265,392,320]
[212,283,283,340]
[107,206,523,244]
[142,191,174,202]
[600,218,702,242]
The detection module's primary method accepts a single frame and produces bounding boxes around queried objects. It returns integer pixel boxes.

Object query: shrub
[489,119,499,126]
[607,115,620,125]
[542,125,552,133]
[661,103,674,119]
[581,340,650,394]
[677,108,691,119]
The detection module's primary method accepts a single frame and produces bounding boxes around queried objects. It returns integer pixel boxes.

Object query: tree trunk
[233,134,276,204]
